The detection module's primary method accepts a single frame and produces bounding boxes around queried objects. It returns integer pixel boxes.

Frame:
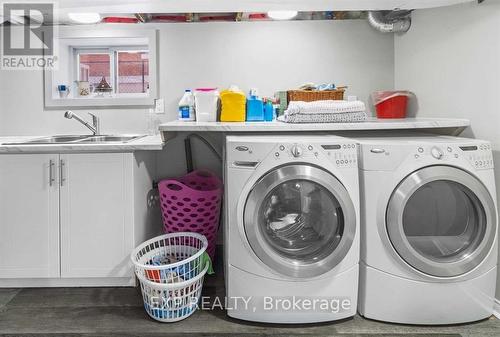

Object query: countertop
[158,118,470,133]
[0,135,164,153]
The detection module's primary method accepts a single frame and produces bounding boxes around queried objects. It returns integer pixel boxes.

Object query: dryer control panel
[460,143,494,170]
[411,143,494,170]
[358,137,494,172]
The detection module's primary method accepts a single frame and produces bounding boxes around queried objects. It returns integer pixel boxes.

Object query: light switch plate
[154,98,165,114]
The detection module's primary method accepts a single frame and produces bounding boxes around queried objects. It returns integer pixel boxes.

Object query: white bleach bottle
[178,89,195,121]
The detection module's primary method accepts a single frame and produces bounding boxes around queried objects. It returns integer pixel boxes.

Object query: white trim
[494,298,500,319]
[0,277,135,288]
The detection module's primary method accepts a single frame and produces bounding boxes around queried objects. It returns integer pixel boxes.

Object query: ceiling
[0,0,474,25]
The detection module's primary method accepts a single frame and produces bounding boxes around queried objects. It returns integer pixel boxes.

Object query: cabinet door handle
[60,159,65,186]
[49,160,55,186]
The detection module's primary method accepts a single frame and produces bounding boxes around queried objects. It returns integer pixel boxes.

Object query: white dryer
[355,134,498,325]
[224,135,360,323]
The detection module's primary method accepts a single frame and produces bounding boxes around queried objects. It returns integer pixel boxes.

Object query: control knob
[291,145,303,158]
[431,147,444,160]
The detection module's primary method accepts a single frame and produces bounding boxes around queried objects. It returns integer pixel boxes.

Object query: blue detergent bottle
[264,100,274,122]
[246,88,264,121]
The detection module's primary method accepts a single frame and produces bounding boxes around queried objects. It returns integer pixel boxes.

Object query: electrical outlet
[154,98,165,114]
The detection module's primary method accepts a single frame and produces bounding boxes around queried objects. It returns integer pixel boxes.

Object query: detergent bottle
[264,99,275,122]
[220,85,246,122]
[246,88,264,122]
[178,89,195,121]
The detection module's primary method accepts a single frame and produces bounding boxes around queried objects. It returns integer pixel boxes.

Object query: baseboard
[494,298,500,319]
[0,277,135,288]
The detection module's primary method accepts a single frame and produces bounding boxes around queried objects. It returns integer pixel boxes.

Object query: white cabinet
[0,154,59,278]
[60,153,133,278]
[0,151,156,286]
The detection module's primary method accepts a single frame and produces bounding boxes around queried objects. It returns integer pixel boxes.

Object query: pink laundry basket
[158,170,222,260]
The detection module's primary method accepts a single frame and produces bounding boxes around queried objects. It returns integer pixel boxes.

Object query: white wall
[0,19,394,178]
[0,69,151,136]
[395,1,500,299]
[158,20,394,118]
[156,20,395,177]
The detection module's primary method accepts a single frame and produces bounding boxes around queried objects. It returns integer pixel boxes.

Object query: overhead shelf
[159,118,470,140]
[52,0,476,15]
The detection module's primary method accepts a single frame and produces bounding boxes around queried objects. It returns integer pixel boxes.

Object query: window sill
[57,92,150,99]
[44,94,155,108]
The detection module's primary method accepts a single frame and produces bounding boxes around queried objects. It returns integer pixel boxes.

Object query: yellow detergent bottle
[220,86,246,122]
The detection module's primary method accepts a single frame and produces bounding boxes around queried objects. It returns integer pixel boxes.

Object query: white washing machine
[224,135,360,323]
[355,134,498,325]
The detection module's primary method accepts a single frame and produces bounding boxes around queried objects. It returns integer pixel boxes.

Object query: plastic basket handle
[160,180,184,192]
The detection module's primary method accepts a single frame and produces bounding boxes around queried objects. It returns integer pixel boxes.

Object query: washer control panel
[412,143,493,170]
[273,142,357,168]
[329,143,358,168]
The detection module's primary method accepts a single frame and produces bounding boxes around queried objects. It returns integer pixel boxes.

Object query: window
[75,47,149,96]
[117,51,149,94]
[77,52,111,91]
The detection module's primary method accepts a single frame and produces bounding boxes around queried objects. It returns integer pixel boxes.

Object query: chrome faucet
[64,111,100,135]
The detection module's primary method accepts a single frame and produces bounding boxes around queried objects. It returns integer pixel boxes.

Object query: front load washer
[355,134,498,325]
[224,135,360,323]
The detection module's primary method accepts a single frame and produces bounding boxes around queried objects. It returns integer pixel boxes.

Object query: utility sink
[3,134,146,145]
[19,135,91,144]
[77,135,144,143]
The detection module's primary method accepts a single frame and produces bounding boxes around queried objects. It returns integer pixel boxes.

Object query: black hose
[186,133,223,162]
[154,133,221,189]
[184,137,193,173]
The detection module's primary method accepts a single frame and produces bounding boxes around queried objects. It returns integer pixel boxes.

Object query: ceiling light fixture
[267,10,298,20]
[68,13,101,24]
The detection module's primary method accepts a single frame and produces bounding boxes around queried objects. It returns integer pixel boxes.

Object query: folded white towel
[278,111,367,124]
[285,100,366,115]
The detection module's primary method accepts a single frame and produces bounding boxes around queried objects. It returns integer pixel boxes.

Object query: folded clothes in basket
[278,111,367,124]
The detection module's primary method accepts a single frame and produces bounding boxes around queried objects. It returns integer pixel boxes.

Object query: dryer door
[243,164,356,279]
[386,165,497,277]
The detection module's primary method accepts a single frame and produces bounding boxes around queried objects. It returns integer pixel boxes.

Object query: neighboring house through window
[75,47,149,96]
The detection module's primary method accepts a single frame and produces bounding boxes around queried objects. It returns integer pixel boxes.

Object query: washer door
[243,164,356,279]
[387,166,497,277]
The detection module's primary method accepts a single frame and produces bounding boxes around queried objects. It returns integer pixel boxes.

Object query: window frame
[44,28,158,108]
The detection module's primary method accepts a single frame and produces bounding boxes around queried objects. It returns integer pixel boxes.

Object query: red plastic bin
[373,91,411,119]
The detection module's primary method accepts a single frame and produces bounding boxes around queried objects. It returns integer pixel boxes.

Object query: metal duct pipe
[367,11,411,33]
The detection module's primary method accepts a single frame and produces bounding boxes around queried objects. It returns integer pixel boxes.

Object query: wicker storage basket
[287,88,345,103]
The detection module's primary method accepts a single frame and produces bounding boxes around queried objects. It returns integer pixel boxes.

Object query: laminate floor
[1,247,498,337]
[0,273,498,337]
